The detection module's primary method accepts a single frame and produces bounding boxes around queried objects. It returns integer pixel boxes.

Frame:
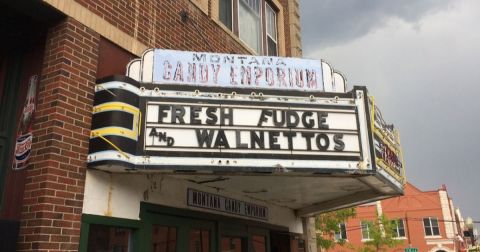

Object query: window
[152,225,177,252]
[221,236,244,252]
[87,224,133,252]
[218,0,279,55]
[189,229,210,252]
[391,219,406,238]
[252,235,266,252]
[334,223,347,241]
[423,217,440,236]
[265,3,277,56]
[219,0,232,30]
[361,221,371,240]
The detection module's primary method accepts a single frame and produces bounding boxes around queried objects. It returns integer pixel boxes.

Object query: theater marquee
[87,49,406,215]
[88,75,372,172]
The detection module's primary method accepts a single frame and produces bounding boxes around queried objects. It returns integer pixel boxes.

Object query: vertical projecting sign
[369,97,405,185]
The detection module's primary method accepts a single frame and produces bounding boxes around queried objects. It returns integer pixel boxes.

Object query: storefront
[0,1,405,251]
[81,202,301,251]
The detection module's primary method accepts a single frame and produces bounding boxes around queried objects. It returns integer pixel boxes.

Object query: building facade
[0,1,405,252]
[329,183,468,252]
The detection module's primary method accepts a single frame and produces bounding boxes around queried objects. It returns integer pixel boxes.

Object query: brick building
[0,0,405,251]
[328,183,468,252]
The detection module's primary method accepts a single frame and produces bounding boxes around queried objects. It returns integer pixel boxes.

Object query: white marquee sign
[127,49,347,93]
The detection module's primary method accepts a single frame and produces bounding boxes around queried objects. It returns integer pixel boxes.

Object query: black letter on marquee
[316,133,330,151]
[196,129,215,148]
[269,131,281,150]
[214,130,230,148]
[235,130,248,148]
[250,131,265,149]
[333,134,345,151]
[301,132,314,151]
[149,128,158,137]
[272,110,285,127]
[206,107,218,125]
[158,105,170,123]
[301,111,314,128]
[190,106,202,125]
[317,112,329,129]
[257,110,272,126]
[167,137,174,146]
[220,107,234,126]
[286,111,299,127]
[282,131,297,150]
[171,105,185,124]
[158,132,167,142]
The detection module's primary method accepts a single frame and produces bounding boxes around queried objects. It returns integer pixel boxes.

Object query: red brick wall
[15,1,297,251]
[17,17,99,252]
[74,0,293,56]
[329,184,457,252]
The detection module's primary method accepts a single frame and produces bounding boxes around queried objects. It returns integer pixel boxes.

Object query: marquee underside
[89,163,401,216]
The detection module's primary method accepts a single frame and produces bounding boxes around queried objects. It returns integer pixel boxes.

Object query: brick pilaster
[17,17,99,252]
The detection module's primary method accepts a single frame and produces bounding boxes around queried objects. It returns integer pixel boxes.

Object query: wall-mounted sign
[126,49,348,93]
[187,188,268,220]
[12,75,38,170]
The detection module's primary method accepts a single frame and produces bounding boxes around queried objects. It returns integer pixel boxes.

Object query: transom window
[391,219,406,238]
[219,0,279,56]
[423,217,440,236]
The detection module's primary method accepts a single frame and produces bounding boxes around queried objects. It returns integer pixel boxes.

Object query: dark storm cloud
[300,0,454,51]
[301,0,480,228]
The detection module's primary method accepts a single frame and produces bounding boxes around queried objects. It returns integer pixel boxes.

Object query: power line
[334,217,480,232]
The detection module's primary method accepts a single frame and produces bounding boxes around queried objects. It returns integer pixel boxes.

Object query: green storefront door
[143,211,216,252]
[80,203,277,252]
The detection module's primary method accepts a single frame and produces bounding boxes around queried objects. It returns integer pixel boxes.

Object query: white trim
[88,150,365,171]
[439,190,455,238]
[425,235,443,239]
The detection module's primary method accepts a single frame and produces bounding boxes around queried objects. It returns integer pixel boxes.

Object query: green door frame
[142,208,217,251]
[79,214,143,252]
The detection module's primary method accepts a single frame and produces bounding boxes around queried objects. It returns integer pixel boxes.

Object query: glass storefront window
[252,235,266,252]
[152,225,177,252]
[87,224,133,252]
[189,229,210,252]
[290,237,305,252]
[221,236,244,252]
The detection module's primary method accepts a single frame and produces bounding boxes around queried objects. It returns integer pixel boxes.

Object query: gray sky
[301,0,480,229]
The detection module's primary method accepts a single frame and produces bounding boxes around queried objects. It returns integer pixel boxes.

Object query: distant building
[329,183,468,252]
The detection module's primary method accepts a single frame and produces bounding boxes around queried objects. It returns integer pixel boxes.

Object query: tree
[315,208,356,251]
[357,213,403,252]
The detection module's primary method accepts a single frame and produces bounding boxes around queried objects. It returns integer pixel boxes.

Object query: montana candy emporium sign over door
[87,50,373,172]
